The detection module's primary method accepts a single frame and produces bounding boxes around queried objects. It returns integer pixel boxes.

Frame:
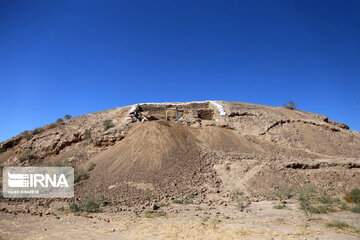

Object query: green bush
[231,188,246,210]
[172,194,196,205]
[283,101,297,110]
[22,128,43,140]
[56,118,64,123]
[87,162,96,172]
[187,194,197,199]
[74,168,88,183]
[316,204,332,214]
[97,193,105,204]
[144,210,166,218]
[273,187,294,201]
[64,114,72,120]
[69,194,104,213]
[297,187,319,217]
[33,127,43,135]
[144,190,151,201]
[57,206,65,212]
[79,197,100,212]
[344,188,360,204]
[291,186,360,217]
[22,131,33,140]
[297,186,316,202]
[300,200,320,216]
[48,123,58,129]
[103,120,114,131]
[172,199,183,204]
[273,204,286,209]
[55,160,69,167]
[69,203,80,212]
[340,203,350,210]
[350,204,360,213]
[84,129,92,142]
[326,220,349,229]
[182,194,196,204]
[0,184,3,202]
[271,187,295,209]
[316,194,340,205]
[295,187,355,217]
[18,150,36,163]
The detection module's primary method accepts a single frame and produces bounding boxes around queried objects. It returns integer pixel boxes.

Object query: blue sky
[0,0,359,142]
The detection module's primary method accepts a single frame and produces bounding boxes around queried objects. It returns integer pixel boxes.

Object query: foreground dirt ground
[1,200,359,240]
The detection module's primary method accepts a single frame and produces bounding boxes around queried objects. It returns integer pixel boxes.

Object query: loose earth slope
[1,101,359,206]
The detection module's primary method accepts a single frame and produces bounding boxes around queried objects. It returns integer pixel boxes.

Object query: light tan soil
[1,200,359,240]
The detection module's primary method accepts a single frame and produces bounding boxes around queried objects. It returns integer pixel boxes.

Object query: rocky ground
[0,100,359,239]
[1,198,359,240]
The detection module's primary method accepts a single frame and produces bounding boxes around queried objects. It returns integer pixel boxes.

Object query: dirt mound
[1,101,359,205]
[78,120,262,204]
[78,121,204,203]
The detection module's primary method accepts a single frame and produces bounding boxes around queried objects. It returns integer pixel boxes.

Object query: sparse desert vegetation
[18,149,36,163]
[273,204,286,209]
[172,199,184,204]
[67,194,105,213]
[326,220,349,229]
[56,118,64,123]
[84,129,92,143]
[144,210,166,218]
[21,127,44,141]
[269,186,360,219]
[22,131,33,140]
[74,168,88,183]
[344,188,360,203]
[283,100,297,110]
[87,162,96,171]
[231,188,247,210]
[103,119,114,130]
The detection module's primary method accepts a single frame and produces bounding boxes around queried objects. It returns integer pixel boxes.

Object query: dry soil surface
[1,200,359,240]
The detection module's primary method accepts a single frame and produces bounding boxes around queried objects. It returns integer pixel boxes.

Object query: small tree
[64,114,72,120]
[56,118,64,123]
[283,101,297,110]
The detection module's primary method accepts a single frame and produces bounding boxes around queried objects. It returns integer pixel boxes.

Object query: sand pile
[78,120,263,204]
